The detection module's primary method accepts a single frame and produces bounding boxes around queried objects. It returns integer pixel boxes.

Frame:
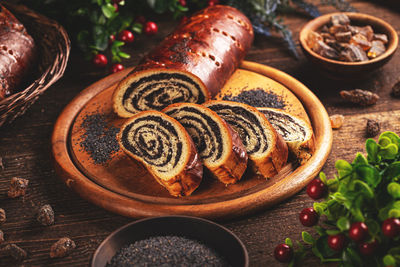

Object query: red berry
[180,16,188,25]
[92,54,108,68]
[382,218,400,238]
[135,15,146,25]
[274,244,292,263]
[144,21,158,35]
[113,3,119,12]
[328,234,346,251]
[358,239,378,255]
[299,207,319,227]
[109,34,115,45]
[208,0,219,6]
[179,0,186,6]
[349,222,368,243]
[110,63,124,73]
[118,30,135,43]
[306,179,327,200]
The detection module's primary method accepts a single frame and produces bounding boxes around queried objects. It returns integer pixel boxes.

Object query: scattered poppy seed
[79,113,120,164]
[107,235,230,267]
[222,88,285,109]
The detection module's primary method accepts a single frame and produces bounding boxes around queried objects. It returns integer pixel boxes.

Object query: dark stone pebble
[50,237,76,258]
[391,80,400,97]
[222,88,285,109]
[79,113,120,164]
[7,177,29,198]
[2,244,27,261]
[107,235,231,267]
[366,119,380,137]
[37,204,55,226]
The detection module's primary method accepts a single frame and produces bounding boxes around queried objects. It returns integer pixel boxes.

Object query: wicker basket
[0,3,70,127]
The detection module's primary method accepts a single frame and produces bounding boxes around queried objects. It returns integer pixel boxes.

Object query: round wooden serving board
[52,61,332,220]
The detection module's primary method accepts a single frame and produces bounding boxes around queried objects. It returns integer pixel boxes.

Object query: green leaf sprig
[283,131,400,267]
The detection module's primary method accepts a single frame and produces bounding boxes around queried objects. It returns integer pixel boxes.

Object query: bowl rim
[91,215,249,267]
[299,12,398,66]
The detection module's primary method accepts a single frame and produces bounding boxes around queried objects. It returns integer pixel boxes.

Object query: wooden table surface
[1,1,399,266]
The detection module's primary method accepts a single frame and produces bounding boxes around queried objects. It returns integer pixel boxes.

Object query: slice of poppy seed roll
[112,5,254,118]
[258,107,315,164]
[118,110,203,197]
[163,103,248,184]
[204,100,288,178]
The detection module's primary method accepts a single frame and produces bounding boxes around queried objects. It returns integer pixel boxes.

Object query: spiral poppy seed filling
[260,110,306,141]
[122,73,205,113]
[121,116,183,172]
[165,106,223,162]
[208,104,269,155]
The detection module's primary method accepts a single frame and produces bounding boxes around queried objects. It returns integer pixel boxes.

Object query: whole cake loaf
[118,110,203,197]
[113,5,254,117]
[0,4,36,100]
[163,103,248,184]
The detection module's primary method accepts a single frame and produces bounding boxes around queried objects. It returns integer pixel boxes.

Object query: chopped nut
[0,230,4,244]
[331,13,350,26]
[373,33,388,44]
[0,157,3,170]
[7,177,29,198]
[366,119,380,137]
[2,244,27,261]
[50,237,76,258]
[330,114,345,129]
[0,208,5,224]
[391,81,400,97]
[340,89,379,106]
[37,204,55,226]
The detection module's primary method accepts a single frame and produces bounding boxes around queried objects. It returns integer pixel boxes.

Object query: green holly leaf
[326,229,341,235]
[379,143,398,160]
[388,182,400,198]
[366,138,379,163]
[319,172,327,185]
[342,247,362,266]
[383,254,396,266]
[285,237,293,247]
[302,231,315,245]
[335,160,352,178]
[315,236,336,258]
[336,217,350,231]
[354,165,381,188]
[101,3,116,19]
[352,152,368,165]
[379,131,400,147]
[351,180,374,199]
[365,219,380,236]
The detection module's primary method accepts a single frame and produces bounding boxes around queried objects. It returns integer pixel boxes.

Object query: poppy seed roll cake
[118,110,203,197]
[163,103,248,184]
[258,107,315,164]
[113,5,254,117]
[204,101,288,178]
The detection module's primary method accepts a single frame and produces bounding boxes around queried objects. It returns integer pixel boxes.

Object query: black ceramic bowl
[92,216,249,267]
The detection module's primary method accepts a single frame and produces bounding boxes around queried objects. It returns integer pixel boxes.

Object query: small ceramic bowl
[92,216,249,267]
[299,12,398,79]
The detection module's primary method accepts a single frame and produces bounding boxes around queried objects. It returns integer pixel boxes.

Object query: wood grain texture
[0,1,399,266]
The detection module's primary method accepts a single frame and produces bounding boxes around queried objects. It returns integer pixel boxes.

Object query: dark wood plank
[0,1,399,266]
